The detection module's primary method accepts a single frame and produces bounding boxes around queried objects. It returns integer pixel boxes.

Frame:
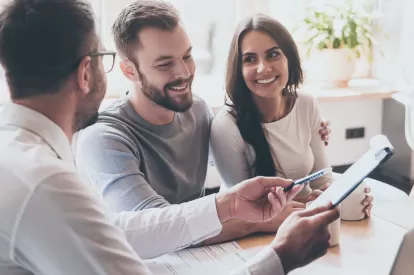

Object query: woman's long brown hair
[225,14,303,176]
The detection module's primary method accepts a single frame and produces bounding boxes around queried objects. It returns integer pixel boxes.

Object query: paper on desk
[143,242,251,275]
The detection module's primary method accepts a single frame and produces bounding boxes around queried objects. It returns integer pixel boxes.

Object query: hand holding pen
[283,167,333,192]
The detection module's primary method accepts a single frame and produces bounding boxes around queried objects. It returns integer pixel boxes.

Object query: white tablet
[309,135,394,209]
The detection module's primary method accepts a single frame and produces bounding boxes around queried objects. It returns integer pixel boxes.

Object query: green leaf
[298,1,385,56]
[333,37,341,49]
[317,41,327,50]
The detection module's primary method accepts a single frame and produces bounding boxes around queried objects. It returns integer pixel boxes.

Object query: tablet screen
[308,148,391,209]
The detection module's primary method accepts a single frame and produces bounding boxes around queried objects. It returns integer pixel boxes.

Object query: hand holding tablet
[308,135,394,210]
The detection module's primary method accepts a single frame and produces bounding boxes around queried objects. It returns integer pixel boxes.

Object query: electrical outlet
[345,127,365,139]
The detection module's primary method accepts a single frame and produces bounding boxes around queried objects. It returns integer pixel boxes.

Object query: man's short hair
[0,0,96,99]
[112,0,180,61]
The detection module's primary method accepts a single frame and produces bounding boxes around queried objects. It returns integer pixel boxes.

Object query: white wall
[319,99,383,166]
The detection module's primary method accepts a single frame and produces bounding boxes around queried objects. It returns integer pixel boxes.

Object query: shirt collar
[0,102,74,162]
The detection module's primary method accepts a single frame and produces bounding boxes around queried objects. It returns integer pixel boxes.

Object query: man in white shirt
[0,0,339,274]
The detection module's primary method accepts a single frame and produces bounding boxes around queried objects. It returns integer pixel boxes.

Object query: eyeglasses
[88,51,116,73]
[69,51,116,74]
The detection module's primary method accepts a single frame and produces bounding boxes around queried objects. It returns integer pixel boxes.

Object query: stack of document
[144,242,258,275]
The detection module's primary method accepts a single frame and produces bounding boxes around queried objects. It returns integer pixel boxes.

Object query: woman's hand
[299,183,373,219]
[361,186,373,218]
[319,120,331,146]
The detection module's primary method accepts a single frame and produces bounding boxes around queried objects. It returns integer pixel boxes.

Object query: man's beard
[73,97,100,133]
[73,67,105,133]
[137,68,193,112]
[79,112,99,129]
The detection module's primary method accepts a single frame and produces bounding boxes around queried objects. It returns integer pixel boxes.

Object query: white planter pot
[308,48,357,88]
[353,51,372,78]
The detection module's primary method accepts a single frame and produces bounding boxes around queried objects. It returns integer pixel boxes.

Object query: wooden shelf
[303,78,396,103]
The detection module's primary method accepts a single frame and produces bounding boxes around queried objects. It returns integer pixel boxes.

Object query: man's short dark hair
[0,0,96,99]
[112,0,180,61]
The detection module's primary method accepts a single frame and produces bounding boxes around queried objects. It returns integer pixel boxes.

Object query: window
[371,0,414,150]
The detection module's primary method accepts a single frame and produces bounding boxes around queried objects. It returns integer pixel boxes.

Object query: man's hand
[255,201,305,233]
[319,119,331,146]
[215,177,303,224]
[270,203,340,274]
[295,189,323,205]
[305,189,323,203]
[296,183,330,204]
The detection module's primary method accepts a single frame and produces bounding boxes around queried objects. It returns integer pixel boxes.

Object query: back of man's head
[0,0,96,100]
[112,0,180,61]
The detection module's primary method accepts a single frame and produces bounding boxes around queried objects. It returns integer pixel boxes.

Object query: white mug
[339,181,366,221]
[306,202,341,247]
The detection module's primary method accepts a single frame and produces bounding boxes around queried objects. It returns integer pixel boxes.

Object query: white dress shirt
[0,102,284,275]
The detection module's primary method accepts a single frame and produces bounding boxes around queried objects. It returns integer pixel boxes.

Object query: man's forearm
[113,195,222,259]
[200,219,257,246]
[200,216,282,246]
[229,246,285,275]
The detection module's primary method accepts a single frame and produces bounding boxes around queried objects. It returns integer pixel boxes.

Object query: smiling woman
[209,13,374,220]
[210,13,333,202]
[240,32,292,107]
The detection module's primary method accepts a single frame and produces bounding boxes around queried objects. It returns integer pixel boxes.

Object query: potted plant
[297,2,381,88]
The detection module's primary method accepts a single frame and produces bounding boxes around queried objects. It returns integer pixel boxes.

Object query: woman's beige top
[210,92,332,199]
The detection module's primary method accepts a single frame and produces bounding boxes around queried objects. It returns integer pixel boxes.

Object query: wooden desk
[238,182,409,275]
[238,216,406,275]
[366,178,408,203]
[373,197,414,230]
